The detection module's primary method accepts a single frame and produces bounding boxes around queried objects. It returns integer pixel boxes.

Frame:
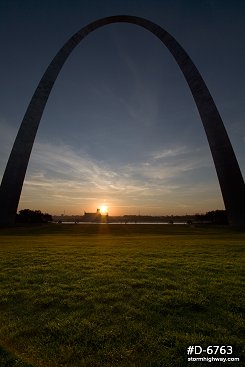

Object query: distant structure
[83,208,101,222]
[83,209,108,223]
[0,15,244,226]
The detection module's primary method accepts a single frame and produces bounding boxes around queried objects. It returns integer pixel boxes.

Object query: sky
[0,0,244,216]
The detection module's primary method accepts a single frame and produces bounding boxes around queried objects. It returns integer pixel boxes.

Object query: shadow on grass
[0,346,35,367]
[0,222,240,237]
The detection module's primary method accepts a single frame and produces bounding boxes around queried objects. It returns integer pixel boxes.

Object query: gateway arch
[0,15,244,226]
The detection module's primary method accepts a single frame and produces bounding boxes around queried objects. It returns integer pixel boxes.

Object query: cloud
[107,30,159,128]
[152,146,188,159]
[0,120,222,215]
[17,137,221,213]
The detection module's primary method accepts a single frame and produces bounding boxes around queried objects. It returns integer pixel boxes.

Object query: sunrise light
[99,205,108,215]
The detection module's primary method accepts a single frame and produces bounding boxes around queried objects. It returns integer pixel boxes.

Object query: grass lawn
[0,224,244,366]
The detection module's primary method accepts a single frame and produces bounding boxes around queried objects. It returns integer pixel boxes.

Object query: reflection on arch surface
[0,15,244,226]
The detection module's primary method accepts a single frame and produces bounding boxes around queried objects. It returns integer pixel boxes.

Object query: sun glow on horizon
[99,205,108,215]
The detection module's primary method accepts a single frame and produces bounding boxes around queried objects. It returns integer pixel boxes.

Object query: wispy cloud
[18,138,221,214]
[0,120,222,215]
[106,30,159,128]
[152,146,188,160]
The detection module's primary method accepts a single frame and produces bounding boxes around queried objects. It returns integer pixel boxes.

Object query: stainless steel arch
[0,15,244,226]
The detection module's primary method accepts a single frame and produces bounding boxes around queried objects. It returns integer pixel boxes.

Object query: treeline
[110,215,192,223]
[16,209,52,223]
[194,210,228,224]
[52,210,228,224]
[16,209,227,224]
[110,210,227,224]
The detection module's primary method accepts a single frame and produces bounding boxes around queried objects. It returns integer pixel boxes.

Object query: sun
[99,205,108,215]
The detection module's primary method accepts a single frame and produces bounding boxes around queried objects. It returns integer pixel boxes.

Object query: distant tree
[194,213,207,222]
[205,210,228,224]
[16,209,52,223]
[195,210,228,225]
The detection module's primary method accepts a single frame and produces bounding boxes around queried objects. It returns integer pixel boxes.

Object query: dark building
[83,208,102,222]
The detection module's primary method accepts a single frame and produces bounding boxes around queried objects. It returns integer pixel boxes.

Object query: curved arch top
[0,15,244,226]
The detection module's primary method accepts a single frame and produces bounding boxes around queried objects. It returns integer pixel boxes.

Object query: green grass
[0,224,244,366]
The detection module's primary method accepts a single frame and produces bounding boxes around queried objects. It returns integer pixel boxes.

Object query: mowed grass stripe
[0,225,244,366]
